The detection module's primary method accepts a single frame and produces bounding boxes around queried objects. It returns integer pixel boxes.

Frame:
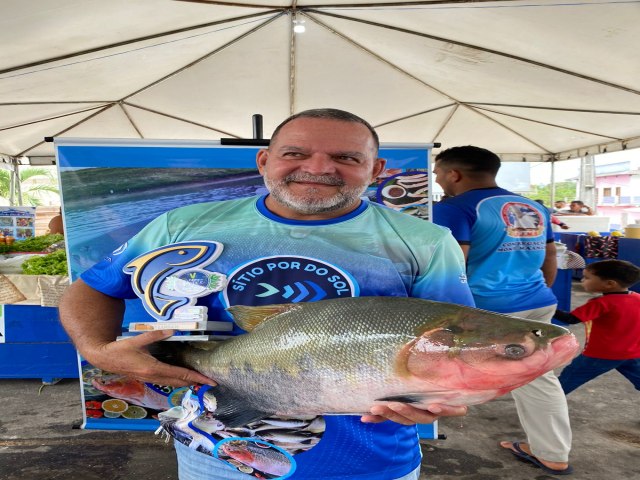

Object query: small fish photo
[15,228,34,239]
[16,217,34,227]
[81,361,174,417]
[0,217,13,226]
[215,438,295,479]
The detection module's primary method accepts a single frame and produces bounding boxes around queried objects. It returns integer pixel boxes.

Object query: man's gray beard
[264,172,368,215]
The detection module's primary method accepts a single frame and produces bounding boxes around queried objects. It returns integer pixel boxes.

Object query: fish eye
[445,325,464,334]
[532,329,543,337]
[504,344,527,358]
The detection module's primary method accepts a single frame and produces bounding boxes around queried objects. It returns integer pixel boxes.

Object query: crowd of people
[553,200,595,216]
[58,108,638,479]
[535,199,597,231]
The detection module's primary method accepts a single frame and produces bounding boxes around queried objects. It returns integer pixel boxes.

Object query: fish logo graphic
[124,241,225,321]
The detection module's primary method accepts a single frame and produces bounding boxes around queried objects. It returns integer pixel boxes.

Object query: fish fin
[188,341,224,352]
[148,340,223,366]
[147,341,184,366]
[226,304,300,332]
[206,385,271,428]
[375,394,428,404]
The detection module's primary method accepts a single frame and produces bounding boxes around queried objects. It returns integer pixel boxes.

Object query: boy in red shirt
[554,259,640,394]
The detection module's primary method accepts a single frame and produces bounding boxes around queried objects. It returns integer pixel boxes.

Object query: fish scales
[174,296,579,417]
[183,300,416,414]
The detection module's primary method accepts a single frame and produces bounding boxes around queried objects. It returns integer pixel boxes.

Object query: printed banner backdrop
[55,138,432,432]
[0,305,4,344]
[0,206,36,240]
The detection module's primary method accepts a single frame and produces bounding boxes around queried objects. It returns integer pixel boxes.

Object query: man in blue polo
[432,145,572,476]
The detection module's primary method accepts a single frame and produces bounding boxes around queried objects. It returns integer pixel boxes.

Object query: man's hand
[361,402,467,426]
[86,329,215,387]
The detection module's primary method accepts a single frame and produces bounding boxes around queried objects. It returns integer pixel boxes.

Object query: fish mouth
[544,333,580,369]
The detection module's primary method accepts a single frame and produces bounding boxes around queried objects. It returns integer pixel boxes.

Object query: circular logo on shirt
[501,202,544,237]
[222,256,358,307]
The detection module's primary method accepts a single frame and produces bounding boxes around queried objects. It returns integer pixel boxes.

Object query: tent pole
[579,154,596,212]
[14,159,22,206]
[8,157,22,206]
[550,159,556,206]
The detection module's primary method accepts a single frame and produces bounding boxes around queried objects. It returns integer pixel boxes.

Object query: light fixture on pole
[293,17,306,33]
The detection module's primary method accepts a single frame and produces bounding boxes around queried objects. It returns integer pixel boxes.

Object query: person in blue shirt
[432,146,573,476]
[59,109,472,480]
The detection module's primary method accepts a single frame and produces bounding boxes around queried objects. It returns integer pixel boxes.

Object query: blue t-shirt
[433,187,557,313]
[82,195,474,480]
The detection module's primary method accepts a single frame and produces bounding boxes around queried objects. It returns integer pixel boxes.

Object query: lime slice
[103,410,121,418]
[122,405,147,419]
[102,399,128,413]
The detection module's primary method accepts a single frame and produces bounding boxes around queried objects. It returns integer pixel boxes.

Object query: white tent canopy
[1,0,639,164]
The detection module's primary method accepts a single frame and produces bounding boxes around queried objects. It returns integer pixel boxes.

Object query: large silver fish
[165,297,579,427]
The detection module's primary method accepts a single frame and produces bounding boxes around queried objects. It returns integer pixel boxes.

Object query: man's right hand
[86,329,216,387]
[60,280,215,388]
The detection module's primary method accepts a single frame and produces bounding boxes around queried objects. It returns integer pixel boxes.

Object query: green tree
[524,181,577,206]
[0,167,60,206]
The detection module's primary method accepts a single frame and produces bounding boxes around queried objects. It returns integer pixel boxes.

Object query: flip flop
[503,442,574,476]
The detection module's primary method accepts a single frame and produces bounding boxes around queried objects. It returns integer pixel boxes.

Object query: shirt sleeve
[571,297,607,322]
[542,209,555,242]
[80,212,173,298]
[554,309,582,324]
[432,202,472,244]
[410,230,475,307]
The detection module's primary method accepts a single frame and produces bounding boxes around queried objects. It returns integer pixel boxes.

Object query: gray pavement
[1,281,638,480]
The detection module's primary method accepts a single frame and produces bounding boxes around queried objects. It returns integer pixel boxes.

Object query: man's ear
[370,157,387,181]
[256,149,268,174]
[450,169,463,183]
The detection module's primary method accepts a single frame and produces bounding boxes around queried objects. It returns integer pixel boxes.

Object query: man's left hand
[361,403,467,426]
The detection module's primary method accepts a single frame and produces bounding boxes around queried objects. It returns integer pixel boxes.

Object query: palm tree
[0,167,60,206]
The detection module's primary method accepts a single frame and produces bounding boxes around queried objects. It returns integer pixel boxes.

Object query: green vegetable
[0,234,64,254]
[20,250,68,275]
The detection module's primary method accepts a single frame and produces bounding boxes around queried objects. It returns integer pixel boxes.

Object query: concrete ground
[1,281,638,480]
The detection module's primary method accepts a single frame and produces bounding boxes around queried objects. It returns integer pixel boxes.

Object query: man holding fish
[60,110,576,479]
